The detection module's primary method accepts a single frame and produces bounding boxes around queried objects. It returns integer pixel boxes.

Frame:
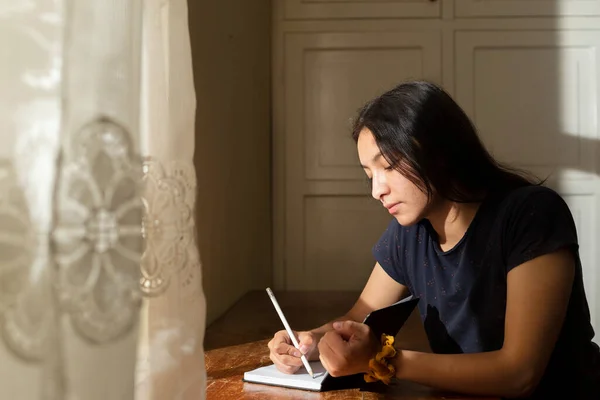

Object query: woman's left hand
[317,320,379,377]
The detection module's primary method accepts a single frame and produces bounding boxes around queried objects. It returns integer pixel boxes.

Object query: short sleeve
[504,187,579,272]
[372,218,408,286]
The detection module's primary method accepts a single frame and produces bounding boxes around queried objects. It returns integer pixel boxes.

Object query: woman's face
[357,128,431,226]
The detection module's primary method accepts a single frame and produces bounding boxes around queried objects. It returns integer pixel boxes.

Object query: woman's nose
[371,174,389,201]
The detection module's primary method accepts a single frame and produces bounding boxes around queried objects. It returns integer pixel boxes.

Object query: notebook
[243,295,420,392]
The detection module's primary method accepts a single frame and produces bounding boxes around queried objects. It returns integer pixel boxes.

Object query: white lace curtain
[0,1,206,399]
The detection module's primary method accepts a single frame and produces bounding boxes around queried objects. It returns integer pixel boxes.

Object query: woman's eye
[384,165,394,171]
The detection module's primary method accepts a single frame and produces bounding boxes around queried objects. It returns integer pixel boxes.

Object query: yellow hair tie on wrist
[364,334,397,385]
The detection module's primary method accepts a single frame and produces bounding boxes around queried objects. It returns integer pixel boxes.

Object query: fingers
[320,330,347,355]
[268,330,300,358]
[318,321,376,377]
[297,331,315,355]
[272,338,302,358]
[267,330,305,374]
[318,334,347,377]
[269,352,303,374]
[320,320,367,355]
[332,320,369,339]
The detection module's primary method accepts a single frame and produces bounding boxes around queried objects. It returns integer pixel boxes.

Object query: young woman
[267,81,600,399]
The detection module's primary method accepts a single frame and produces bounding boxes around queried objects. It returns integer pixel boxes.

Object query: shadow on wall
[187,0,272,325]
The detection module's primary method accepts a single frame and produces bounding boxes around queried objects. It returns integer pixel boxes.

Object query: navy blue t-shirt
[373,185,599,399]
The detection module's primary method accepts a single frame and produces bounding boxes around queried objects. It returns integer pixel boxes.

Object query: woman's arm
[268,262,409,370]
[310,262,410,336]
[393,248,575,398]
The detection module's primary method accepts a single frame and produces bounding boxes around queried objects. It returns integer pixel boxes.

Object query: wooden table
[205,290,499,399]
[205,338,499,399]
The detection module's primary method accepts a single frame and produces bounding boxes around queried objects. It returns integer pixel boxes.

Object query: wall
[188,0,272,325]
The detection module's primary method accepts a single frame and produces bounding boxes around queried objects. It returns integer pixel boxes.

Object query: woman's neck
[426,200,481,252]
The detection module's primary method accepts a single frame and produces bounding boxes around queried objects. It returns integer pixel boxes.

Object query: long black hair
[351,81,543,203]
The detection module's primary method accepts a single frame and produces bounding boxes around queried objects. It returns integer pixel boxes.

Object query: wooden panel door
[454,30,600,337]
[279,31,442,290]
[283,0,441,20]
[455,0,600,17]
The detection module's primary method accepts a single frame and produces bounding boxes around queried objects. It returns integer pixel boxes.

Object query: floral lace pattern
[1,128,202,352]
[52,117,144,343]
[141,159,199,296]
[0,161,50,361]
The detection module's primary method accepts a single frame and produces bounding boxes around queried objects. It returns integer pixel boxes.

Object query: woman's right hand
[267,330,318,374]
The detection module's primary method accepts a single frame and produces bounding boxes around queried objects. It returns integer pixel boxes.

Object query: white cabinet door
[283,0,441,20]
[279,31,442,290]
[454,30,600,337]
[456,0,600,17]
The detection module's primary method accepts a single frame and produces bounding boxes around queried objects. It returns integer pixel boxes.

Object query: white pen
[266,287,315,378]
